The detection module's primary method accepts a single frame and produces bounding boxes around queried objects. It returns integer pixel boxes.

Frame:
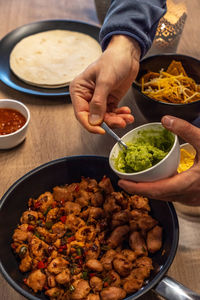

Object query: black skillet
[0,156,199,300]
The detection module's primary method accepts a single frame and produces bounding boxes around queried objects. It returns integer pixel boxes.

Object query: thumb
[88,83,110,126]
[161,115,200,149]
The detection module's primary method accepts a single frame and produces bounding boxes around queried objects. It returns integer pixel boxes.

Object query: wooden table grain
[0,0,200,299]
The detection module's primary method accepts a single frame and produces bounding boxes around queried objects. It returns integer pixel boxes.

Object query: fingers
[69,74,90,117]
[113,107,132,114]
[70,74,105,134]
[88,81,111,126]
[118,170,193,201]
[78,111,105,134]
[70,76,134,133]
[104,113,134,128]
[162,116,200,150]
[70,49,136,133]
[103,106,134,128]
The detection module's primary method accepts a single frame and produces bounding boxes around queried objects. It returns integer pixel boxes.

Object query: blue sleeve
[99,0,167,58]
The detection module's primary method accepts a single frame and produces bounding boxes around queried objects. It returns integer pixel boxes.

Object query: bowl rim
[109,122,178,176]
[0,99,30,137]
[180,142,196,153]
[132,53,200,107]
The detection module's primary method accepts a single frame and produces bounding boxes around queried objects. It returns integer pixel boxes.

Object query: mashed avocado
[115,128,174,173]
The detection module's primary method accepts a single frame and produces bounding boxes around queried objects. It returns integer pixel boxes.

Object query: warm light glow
[160,23,166,30]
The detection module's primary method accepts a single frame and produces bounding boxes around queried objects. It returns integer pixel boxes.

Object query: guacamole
[115,128,174,173]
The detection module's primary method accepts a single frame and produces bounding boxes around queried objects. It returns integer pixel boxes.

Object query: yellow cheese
[140,60,200,104]
[177,148,195,173]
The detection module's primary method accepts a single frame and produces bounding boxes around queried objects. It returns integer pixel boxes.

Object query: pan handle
[153,275,200,300]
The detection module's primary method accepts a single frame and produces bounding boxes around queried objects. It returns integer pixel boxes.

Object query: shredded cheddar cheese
[177,148,195,173]
[140,60,200,104]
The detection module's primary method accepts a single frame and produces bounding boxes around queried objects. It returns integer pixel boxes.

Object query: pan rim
[0,155,179,300]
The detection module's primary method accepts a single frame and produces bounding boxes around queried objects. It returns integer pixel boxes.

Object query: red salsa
[0,108,26,135]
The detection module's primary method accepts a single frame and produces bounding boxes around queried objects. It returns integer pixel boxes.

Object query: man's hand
[70,35,141,134]
[118,116,200,206]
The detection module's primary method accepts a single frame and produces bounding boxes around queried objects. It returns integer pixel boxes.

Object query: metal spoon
[101,122,128,150]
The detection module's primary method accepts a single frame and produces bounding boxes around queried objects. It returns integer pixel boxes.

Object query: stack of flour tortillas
[9,30,102,88]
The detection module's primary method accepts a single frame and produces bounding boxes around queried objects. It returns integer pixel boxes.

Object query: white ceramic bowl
[109,122,180,182]
[0,99,30,149]
[177,142,196,173]
[180,142,196,155]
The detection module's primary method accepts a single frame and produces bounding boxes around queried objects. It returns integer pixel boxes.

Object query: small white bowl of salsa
[0,99,30,149]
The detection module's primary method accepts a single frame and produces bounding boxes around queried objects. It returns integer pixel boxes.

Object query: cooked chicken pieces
[107,225,129,248]
[147,225,163,253]
[71,279,91,300]
[12,176,163,299]
[47,257,69,275]
[86,259,103,272]
[129,231,148,256]
[100,287,126,300]
[26,269,46,293]
[90,276,103,292]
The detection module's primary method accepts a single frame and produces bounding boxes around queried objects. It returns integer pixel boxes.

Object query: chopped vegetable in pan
[11,176,163,299]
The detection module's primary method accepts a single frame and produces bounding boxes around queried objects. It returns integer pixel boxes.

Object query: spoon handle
[101,122,127,149]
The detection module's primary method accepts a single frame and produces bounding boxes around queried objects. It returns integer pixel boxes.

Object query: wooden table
[0,0,200,299]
